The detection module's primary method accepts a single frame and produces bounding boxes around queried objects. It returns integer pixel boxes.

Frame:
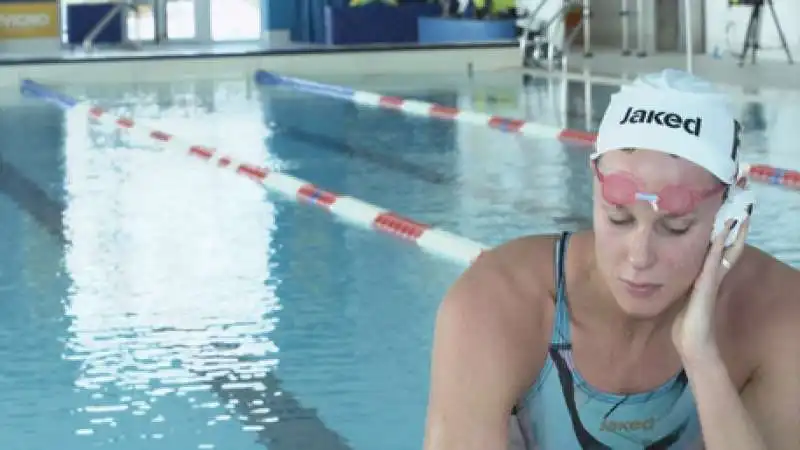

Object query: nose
[627,226,657,270]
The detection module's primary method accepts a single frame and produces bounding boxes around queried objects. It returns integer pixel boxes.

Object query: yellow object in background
[348,0,514,13]
[491,0,515,13]
[349,0,398,6]
[472,0,517,13]
[0,2,59,39]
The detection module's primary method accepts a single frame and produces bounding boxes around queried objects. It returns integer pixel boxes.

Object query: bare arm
[688,296,800,450]
[739,306,800,450]
[423,241,551,450]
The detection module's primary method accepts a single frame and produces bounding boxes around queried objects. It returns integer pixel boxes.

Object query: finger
[716,218,743,284]
[721,215,750,270]
[697,218,736,288]
[711,218,736,260]
[690,219,736,315]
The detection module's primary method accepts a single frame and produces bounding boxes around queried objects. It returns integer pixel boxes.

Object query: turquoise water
[0,70,798,450]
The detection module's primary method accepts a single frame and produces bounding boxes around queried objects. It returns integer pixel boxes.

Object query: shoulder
[724,245,800,363]
[433,233,563,387]
[450,233,562,314]
[727,245,800,323]
[727,247,800,447]
[424,233,566,447]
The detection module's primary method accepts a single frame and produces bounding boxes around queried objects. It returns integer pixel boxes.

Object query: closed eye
[661,216,695,235]
[663,225,690,235]
[608,216,633,226]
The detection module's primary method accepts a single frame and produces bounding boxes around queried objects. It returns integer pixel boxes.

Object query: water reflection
[3,70,799,450]
[59,85,286,447]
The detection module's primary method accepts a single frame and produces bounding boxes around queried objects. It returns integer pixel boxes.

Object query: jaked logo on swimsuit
[600,417,655,432]
[619,107,702,137]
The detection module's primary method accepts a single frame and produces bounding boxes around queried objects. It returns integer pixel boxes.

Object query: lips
[620,279,663,299]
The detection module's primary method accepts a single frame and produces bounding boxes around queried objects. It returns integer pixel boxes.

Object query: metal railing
[82,0,142,51]
[522,0,699,74]
[520,0,584,71]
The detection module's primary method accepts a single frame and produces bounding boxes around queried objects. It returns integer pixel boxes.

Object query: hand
[671,215,751,361]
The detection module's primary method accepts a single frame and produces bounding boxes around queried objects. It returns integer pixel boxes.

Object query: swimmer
[423,69,800,450]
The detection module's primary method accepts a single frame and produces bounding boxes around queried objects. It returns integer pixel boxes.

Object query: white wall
[516,0,703,54]
[705,0,800,61]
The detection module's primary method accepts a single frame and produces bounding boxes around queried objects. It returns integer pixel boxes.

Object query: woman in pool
[423,69,800,450]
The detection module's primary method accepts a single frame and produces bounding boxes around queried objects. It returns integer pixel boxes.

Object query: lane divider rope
[254,70,800,191]
[19,79,488,266]
[254,70,596,145]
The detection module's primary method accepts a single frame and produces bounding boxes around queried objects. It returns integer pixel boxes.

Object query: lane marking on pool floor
[273,123,454,185]
[254,70,800,191]
[20,79,488,267]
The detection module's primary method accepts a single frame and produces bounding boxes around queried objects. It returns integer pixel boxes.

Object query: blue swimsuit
[513,232,703,449]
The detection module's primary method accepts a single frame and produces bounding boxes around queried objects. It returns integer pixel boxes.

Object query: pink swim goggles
[592,159,726,216]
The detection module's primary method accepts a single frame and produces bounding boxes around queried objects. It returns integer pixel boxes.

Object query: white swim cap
[593,69,741,184]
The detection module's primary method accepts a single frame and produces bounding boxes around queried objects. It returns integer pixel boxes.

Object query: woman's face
[592,149,726,318]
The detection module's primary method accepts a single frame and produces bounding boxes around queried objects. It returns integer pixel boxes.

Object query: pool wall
[0,45,519,87]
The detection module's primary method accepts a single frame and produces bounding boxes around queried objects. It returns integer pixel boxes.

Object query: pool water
[0,70,798,450]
